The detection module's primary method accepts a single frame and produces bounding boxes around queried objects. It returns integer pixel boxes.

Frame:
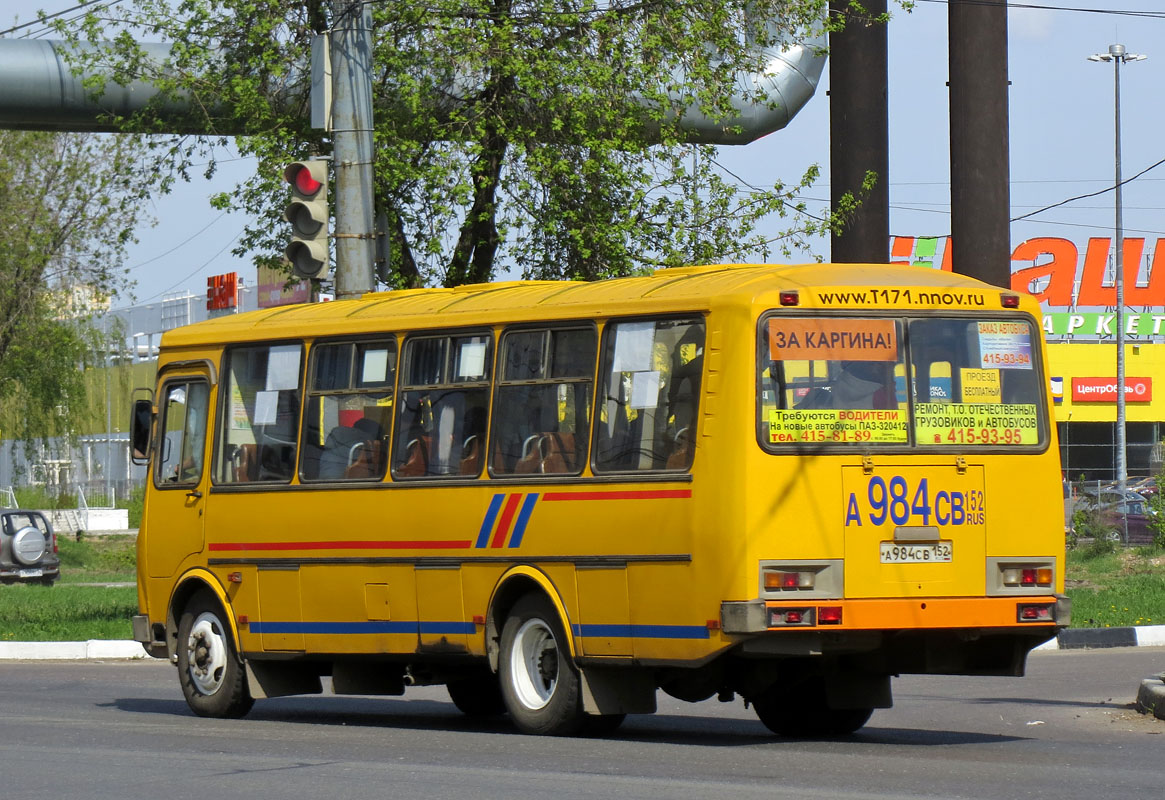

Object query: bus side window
[594,317,704,473]
[491,326,595,476]
[300,339,395,482]
[215,344,303,484]
[393,333,492,478]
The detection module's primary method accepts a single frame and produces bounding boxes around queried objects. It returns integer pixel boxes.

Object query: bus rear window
[759,315,1045,449]
[908,318,1042,446]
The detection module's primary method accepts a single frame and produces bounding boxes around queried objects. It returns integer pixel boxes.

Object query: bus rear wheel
[498,593,584,736]
[752,679,872,737]
[176,590,254,719]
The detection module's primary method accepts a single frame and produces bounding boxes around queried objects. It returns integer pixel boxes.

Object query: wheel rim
[509,617,559,711]
[186,611,228,696]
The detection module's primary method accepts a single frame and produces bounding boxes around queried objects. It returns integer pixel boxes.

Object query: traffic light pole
[330,0,376,298]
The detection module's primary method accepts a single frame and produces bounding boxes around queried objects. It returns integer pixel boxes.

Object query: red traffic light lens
[293,166,323,196]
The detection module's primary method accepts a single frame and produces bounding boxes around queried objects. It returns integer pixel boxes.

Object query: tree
[0,130,150,441]
[57,0,847,289]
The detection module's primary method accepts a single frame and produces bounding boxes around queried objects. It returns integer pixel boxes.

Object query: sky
[10,1,1165,309]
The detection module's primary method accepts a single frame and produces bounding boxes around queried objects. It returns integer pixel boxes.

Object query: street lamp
[1088,44,1146,496]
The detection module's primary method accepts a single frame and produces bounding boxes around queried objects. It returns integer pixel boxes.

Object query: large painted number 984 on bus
[129,263,1068,737]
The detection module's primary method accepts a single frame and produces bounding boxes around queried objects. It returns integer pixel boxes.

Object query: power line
[0,1,124,39]
[128,227,244,307]
[1011,156,1165,222]
[124,211,229,273]
[915,1,1165,20]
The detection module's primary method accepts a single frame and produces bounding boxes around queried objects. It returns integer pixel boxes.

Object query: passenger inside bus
[318,417,384,479]
[796,361,894,410]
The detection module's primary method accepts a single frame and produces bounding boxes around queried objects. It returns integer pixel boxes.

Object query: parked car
[0,510,60,585]
[1127,476,1160,498]
[1073,491,1157,546]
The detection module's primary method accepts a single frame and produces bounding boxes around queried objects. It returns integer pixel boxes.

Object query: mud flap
[825,673,893,710]
[579,666,657,715]
[245,661,323,699]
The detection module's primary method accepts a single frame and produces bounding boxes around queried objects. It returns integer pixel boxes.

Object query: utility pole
[829,0,890,264]
[330,0,376,298]
[948,0,1011,287]
[1089,43,1146,497]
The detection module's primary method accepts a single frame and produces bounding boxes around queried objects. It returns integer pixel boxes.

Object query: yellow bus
[130,263,1068,736]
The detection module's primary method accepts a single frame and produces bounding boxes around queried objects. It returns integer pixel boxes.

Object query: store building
[893,235,1165,482]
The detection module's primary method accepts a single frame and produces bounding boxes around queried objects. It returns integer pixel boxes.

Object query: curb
[1032,624,1165,651]
[0,640,146,660]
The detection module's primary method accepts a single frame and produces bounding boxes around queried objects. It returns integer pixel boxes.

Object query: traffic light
[283,160,329,279]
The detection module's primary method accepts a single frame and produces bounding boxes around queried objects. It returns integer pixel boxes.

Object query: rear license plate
[18,568,44,578]
[879,542,952,563]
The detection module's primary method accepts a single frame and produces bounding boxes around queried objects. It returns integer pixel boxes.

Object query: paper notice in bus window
[458,340,487,378]
[914,402,1039,445]
[361,348,390,383]
[769,318,897,362]
[977,322,1032,369]
[253,390,279,426]
[612,322,655,372]
[767,409,908,445]
[960,368,1001,403]
[266,345,301,391]
[629,370,660,409]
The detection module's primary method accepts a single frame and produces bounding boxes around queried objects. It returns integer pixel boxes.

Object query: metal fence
[1065,479,1160,547]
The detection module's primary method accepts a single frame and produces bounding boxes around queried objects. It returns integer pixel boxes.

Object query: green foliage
[13,486,76,510]
[119,483,146,529]
[1065,547,1165,628]
[1069,504,1119,556]
[51,0,876,289]
[56,534,137,583]
[1,533,136,640]
[0,583,136,641]
[0,131,151,442]
[1148,471,1165,549]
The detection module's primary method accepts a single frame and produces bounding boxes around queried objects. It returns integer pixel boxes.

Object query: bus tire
[446,671,506,717]
[498,593,584,736]
[176,590,254,719]
[581,713,626,736]
[752,681,872,737]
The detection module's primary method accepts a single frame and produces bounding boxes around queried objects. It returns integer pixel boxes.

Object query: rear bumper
[722,594,1070,634]
[0,564,60,582]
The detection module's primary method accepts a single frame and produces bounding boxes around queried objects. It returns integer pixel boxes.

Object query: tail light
[818,606,843,625]
[764,570,815,591]
[1002,566,1053,588]
[769,607,814,626]
[1017,603,1054,622]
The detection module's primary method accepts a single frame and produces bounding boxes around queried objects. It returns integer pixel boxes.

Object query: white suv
[1,510,60,585]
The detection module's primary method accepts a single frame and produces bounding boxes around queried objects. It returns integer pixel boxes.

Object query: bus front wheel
[498,593,584,736]
[176,590,254,718]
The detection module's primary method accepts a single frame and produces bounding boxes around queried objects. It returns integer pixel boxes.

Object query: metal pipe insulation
[0,35,824,144]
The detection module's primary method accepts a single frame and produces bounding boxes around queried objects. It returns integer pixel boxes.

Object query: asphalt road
[2,647,1162,800]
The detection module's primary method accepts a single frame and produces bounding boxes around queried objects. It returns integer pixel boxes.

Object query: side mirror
[131,398,154,464]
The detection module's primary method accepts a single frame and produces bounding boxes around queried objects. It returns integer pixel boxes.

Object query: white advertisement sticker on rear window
[977,322,1032,370]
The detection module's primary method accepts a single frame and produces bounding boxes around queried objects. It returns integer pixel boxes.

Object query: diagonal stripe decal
[509,493,539,548]
[474,488,691,549]
[475,493,505,548]
[490,493,524,548]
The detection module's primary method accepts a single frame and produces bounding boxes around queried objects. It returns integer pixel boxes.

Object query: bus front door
[145,372,212,579]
